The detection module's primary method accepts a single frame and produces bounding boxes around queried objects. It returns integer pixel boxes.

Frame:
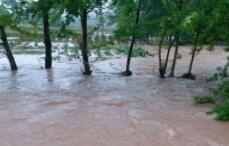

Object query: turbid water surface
[0,46,229,146]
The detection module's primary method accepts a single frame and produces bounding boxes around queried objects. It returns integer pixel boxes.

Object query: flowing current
[0,46,229,146]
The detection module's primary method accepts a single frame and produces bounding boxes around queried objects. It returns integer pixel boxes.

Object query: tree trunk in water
[43,13,52,69]
[0,25,17,70]
[169,35,180,77]
[163,36,176,76]
[158,36,164,78]
[169,0,182,77]
[124,0,142,76]
[80,9,91,75]
[183,28,201,79]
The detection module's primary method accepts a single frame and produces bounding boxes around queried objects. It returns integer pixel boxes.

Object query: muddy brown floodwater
[0,46,229,146]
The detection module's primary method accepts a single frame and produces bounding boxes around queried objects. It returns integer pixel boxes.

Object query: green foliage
[90,41,109,50]
[206,74,219,82]
[206,58,229,82]
[89,42,151,58]
[213,80,229,100]
[204,57,229,121]
[110,0,136,39]
[115,45,150,57]
[193,96,215,104]
[213,100,229,121]
[0,5,13,27]
[203,0,229,45]
[132,47,151,57]
[64,0,107,17]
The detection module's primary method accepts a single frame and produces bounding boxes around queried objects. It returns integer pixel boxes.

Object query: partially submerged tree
[169,0,185,77]
[0,5,18,70]
[64,0,107,75]
[154,0,192,78]
[141,0,177,78]
[111,0,143,76]
[182,0,225,79]
[124,0,142,76]
[25,0,58,69]
[182,11,203,79]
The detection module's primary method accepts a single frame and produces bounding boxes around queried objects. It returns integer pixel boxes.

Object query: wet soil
[0,46,229,146]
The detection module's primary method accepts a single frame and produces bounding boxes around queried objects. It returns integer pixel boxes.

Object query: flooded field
[1,45,229,146]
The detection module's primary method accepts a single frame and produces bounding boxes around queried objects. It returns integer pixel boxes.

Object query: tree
[124,0,142,76]
[140,0,177,78]
[182,4,205,79]
[0,5,18,70]
[25,0,58,69]
[204,0,229,46]
[64,0,107,75]
[169,0,184,77]
[110,0,142,76]
[182,0,227,79]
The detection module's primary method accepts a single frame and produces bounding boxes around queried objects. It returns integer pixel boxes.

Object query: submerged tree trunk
[80,9,91,75]
[169,0,183,77]
[183,27,201,79]
[159,36,165,78]
[158,35,176,78]
[163,36,176,75]
[123,0,142,76]
[0,25,17,70]
[169,35,180,77]
[43,13,52,69]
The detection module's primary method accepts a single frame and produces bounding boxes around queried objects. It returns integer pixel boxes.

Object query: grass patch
[193,96,215,104]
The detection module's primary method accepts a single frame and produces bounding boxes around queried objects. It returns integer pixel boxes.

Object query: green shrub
[115,45,151,57]
[214,80,229,100]
[115,45,128,55]
[203,59,229,121]
[213,100,229,121]
[193,96,215,104]
[132,47,150,57]
[206,73,218,82]
[206,58,229,82]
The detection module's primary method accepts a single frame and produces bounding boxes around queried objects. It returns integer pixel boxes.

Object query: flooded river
[0,46,229,146]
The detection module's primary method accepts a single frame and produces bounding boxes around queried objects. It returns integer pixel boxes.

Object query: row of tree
[0,0,229,78]
[113,0,229,78]
[1,0,107,75]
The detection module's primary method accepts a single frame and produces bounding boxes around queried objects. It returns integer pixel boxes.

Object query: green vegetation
[202,61,229,121]
[208,80,229,121]
[0,5,18,70]
[193,96,215,104]
[114,45,151,57]
[214,80,229,100]
[194,80,229,121]
[213,101,229,121]
[206,63,229,82]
